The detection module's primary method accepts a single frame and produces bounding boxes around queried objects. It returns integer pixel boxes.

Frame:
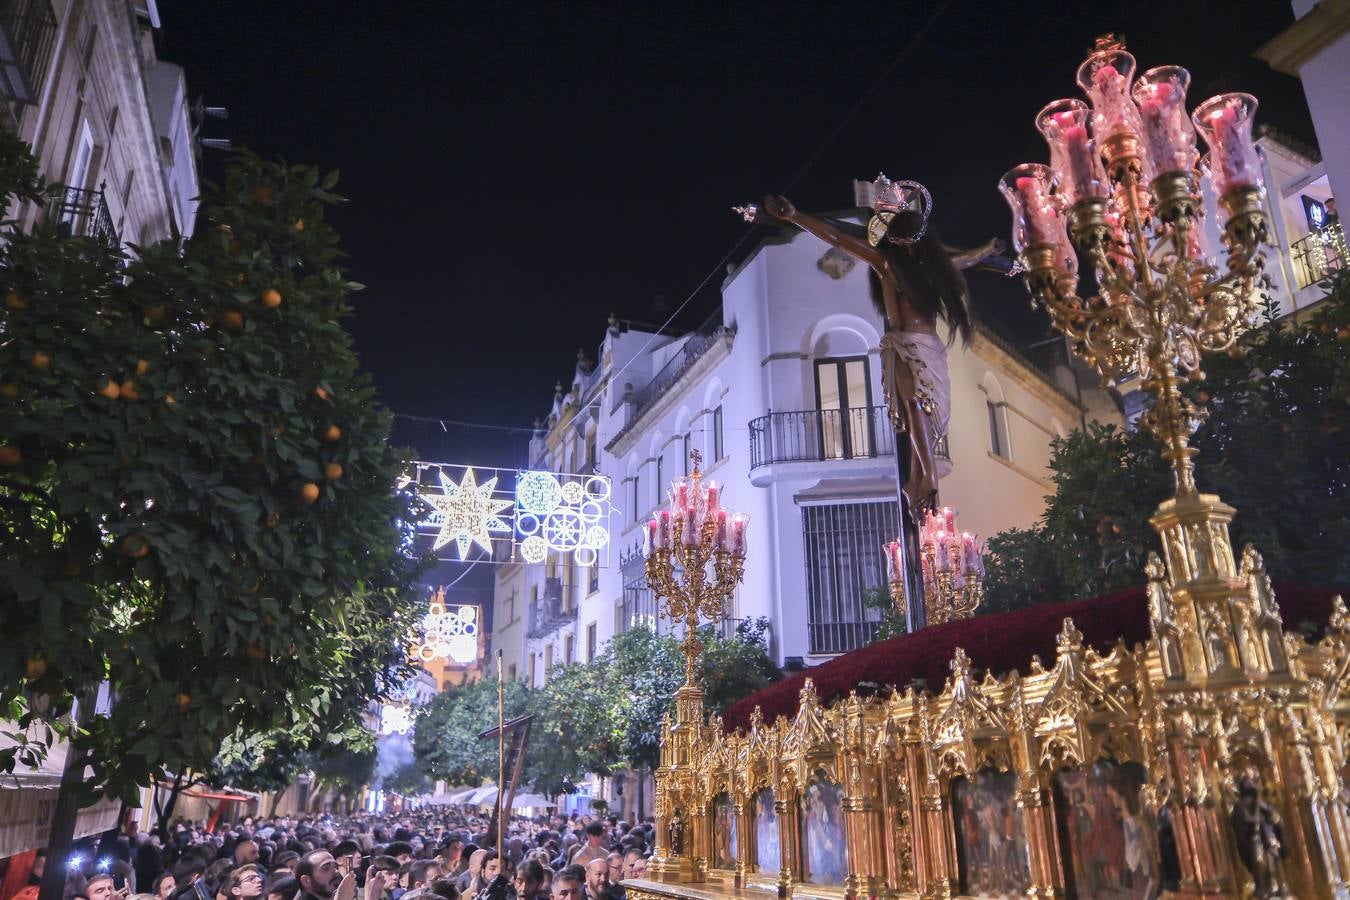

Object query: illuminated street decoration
[407,462,612,566]
[515,471,612,566]
[413,589,480,664]
[424,467,513,559]
[379,702,414,735]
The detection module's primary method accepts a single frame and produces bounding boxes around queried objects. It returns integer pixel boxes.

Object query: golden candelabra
[888,506,984,625]
[1001,35,1267,500]
[643,450,748,883]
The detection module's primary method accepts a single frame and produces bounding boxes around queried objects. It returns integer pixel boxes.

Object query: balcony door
[814,356,874,460]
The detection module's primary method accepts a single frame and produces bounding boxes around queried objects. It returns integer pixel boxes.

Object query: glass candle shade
[1193,93,1261,194]
[1134,66,1198,176]
[1077,48,1143,142]
[999,163,1064,251]
[1036,99,1107,204]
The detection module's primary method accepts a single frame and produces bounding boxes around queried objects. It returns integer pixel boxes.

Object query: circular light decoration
[513,471,613,567]
[412,589,480,665]
[516,471,563,514]
[584,476,611,501]
[380,703,414,735]
[520,534,548,563]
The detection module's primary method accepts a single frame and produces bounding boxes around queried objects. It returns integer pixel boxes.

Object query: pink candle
[884,540,901,582]
[730,514,748,556]
[934,531,952,573]
[943,507,956,534]
[671,479,689,515]
[1014,176,1058,246]
[645,518,659,554]
[705,482,720,515]
[657,509,672,549]
[713,509,729,552]
[682,507,700,546]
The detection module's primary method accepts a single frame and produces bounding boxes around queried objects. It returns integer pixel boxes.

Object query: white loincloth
[879,330,952,477]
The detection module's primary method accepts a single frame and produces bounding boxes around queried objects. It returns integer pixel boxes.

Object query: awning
[510,793,553,810]
[446,787,478,804]
[0,735,122,859]
[466,785,498,806]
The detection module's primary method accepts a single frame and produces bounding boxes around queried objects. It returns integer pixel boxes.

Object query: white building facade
[493,226,1118,687]
[2,0,199,245]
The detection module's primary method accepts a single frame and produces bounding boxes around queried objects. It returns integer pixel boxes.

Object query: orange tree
[0,138,423,805]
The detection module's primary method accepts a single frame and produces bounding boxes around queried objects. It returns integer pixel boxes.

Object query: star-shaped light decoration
[424,467,513,559]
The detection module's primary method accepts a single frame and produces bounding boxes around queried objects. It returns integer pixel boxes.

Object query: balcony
[749,405,948,485]
[0,0,57,107]
[49,184,119,246]
[1290,224,1346,290]
[606,309,734,454]
[526,576,576,639]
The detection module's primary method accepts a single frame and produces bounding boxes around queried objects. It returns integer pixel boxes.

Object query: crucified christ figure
[753,177,1001,514]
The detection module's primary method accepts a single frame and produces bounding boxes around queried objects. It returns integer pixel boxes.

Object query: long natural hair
[839,208,974,343]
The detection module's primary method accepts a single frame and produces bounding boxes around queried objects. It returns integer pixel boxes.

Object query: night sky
[160,2,1313,617]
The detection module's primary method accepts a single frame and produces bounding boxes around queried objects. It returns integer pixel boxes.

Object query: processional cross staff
[736,177,1002,630]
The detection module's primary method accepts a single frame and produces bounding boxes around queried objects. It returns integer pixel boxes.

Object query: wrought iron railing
[628,310,729,420]
[0,0,57,106]
[49,183,119,245]
[1289,224,1347,289]
[526,576,575,639]
[748,406,889,469]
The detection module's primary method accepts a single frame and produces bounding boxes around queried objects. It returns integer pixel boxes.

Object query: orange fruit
[0,445,19,466]
[0,383,18,399]
[120,380,140,400]
[324,462,344,480]
[299,482,320,504]
[5,290,28,311]
[220,309,244,330]
[121,535,150,558]
[135,359,150,376]
[315,387,330,401]
[253,184,274,205]
[323,424,342,442]
[261,288,282,308]
[28,350,51,371]
[98,379,121,400]
[294,218,305,232]
[177,693,192,711]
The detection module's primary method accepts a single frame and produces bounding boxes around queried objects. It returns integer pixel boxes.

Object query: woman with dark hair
[757,178,1000,510]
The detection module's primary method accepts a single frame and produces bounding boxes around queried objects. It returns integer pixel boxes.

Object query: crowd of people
[1,809,656,900]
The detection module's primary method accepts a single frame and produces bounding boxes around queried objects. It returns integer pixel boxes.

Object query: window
[814,357,875,459]
[528,653,536,685]
[587,623,598,661]
[655,454,664,501]
[988,400,1010,459]
[713,406,725,461]
[564,635,574,665]
[802,501,899,654]
[585,432,597,471]
[630,475,641,523]
[544,644,553,674]
[682,433,692,474]
[588,562,599,595]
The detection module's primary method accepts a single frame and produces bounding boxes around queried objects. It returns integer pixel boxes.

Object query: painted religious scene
[713,793,737,870]
[951,769,1031,898]
[1053,761,1161,899]
[799,776,847,886]
[754,789,780,876]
